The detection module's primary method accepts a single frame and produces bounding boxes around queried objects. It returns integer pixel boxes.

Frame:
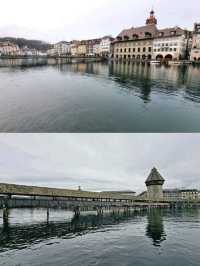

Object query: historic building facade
[0,41,21,56]
[99,36,114,57]
[47,41,71,57]
[190,23,200,61]
[153,28,188,61]
[112,10,190,61]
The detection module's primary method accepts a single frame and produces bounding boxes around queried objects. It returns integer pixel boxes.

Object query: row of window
[154,48,177,52]
[115,54,152,59]
[114,42,152,47]
[154,43,178,47]
[115,47,152,53]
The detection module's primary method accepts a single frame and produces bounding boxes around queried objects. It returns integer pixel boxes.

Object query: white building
[153,27,188,61]
[0,41,20,56]
[47,41,71,57]
[99,36,114,57]
[190,23,200,61]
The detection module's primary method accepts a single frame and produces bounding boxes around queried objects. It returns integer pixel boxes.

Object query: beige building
[70,41,79,56]
[190,23,200,61]
[77,41,87,56]
[112,10,158,61]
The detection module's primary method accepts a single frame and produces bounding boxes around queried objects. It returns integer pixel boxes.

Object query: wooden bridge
[0,183,170,223]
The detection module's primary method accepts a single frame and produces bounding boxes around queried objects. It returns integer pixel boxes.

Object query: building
[99,36,114,57]
[145,168,165,200]
[0,41,20,56]
[112,10,190,61]
[153,27,189,61]
[47,41,71,57]
[70,41,79,56]
[112,10,158,60]
[163,189,181,200]
[77,41,87,56]
[190,23,200,61]
[86,39,102,56]
[180,189,199,200]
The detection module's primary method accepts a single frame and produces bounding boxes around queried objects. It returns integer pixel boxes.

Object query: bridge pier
[74,206,80,217]
[3,204,9,226]
[47,207,50,223]
[97,207,104,216]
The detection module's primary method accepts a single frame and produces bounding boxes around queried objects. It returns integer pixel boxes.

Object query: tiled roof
[115,25,186,41]
[117,24,158,40]
[156,27,185,38]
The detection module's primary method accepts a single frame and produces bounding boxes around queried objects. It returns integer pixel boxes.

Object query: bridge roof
[0,183,136,201]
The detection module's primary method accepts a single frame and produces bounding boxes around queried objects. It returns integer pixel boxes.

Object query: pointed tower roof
[145,168,165,186]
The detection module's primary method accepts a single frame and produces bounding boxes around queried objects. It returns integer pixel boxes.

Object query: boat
[150,60,161,65]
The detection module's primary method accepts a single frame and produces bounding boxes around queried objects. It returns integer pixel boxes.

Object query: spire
[146,9,157,25]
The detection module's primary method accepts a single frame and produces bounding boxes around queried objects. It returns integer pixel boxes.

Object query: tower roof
[146,9,157,25]
[145,168,165,186]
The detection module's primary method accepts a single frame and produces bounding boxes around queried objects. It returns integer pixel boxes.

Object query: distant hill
[0,37,51,51]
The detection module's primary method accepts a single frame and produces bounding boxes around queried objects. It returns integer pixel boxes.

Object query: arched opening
[137,55,140,60]
[132,55,135,59]
[165,54,173,61]
[194,57,197,61]
[156,54,163,61]
[148,54,152,60]
[198,58,200,61]
[142,55,146,60]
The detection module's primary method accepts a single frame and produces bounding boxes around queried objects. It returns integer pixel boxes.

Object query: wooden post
[3,203,9,226]
[47,207,50,223]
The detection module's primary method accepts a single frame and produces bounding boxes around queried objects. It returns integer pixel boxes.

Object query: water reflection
[109,62,200,104]
[0,209,165,252]
[146,210,166,247]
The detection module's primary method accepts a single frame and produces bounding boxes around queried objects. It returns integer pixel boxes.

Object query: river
[0,208,200,266]
[0,60,200,132]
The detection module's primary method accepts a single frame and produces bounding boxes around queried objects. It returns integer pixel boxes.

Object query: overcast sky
[0,0,199,43]
[0,134,199,193]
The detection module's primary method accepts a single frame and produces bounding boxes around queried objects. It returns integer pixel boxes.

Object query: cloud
[0,134,199,193]
[0,0,198,42]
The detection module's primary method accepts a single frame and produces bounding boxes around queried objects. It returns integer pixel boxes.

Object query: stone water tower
[145,168,165,200]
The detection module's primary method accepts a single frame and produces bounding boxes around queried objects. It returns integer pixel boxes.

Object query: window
[174,48,177,51]
[124,48,126,52]
[129,48,131,52]
[143,47,146,52]
[138,48,140,52]
[154,49,156,52]
[120,49,122,53]
[148,47,151,52]
[133,48,135,52]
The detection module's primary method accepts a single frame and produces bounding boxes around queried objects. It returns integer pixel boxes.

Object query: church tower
[145,168,165,200]
[146,9,157,25]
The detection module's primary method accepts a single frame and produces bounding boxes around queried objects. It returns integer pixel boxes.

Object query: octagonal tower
[145,168,165,200]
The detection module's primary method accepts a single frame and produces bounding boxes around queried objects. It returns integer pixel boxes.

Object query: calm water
[0,208,199,266]
[0,60,200,132]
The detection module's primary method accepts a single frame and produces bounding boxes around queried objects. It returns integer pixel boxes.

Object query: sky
[0,0,199,43]
[0,134,199,194]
